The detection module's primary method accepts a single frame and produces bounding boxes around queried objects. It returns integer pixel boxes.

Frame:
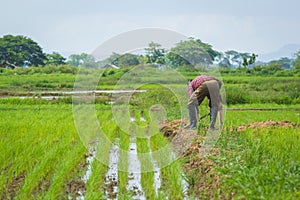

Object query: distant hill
[258,44,300,62]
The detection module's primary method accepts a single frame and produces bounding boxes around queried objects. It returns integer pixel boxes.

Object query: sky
[1,0,300,60]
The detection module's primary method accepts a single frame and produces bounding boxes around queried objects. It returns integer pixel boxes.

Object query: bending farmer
[186,75,222,130]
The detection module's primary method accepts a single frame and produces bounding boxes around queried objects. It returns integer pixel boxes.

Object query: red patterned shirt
[188,75,222,97]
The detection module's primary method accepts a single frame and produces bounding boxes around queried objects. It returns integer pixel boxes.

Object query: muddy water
[29,90,146,95]
[74,110,188,199]
[140,110,146,122]
[127,136,145,200]
[82,148,97,183]
[148,137,161,196]
[105,140,120,199]
[69,147,96,200]
[0,96,61,100]
[181,173,189,199]
[1,90,147,101]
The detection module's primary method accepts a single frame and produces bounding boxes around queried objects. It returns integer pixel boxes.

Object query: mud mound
[183,137,201,157]
[160,119,202,156]
[231,120,299,132]
[160,119,222,198]
[159,119,184,137]
[183,146,221,198]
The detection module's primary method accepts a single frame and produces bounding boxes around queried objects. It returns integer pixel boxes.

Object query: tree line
[0,34,299,71]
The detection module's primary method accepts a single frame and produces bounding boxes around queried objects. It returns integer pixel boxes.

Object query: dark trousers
[187,80,220,128]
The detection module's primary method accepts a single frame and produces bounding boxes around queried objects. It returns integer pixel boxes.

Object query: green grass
[84,160,107,199]
[225,109,300,126]
[1,70,300,199]
[149,124,186,199]
[1,68,299,105]
[215,126,300,199]
[0,104,86,199]
[1,102,299,199]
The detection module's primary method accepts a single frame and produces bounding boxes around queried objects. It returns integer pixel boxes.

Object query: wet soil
[31,175,51,196]
[160,119,221,197]
[66,180,86,199]
[105,143,119,199]
[65,152,90,199]
[1,172,26,199]
[106,176,118,199]
[230,120,300,132]
[126,137,145,199]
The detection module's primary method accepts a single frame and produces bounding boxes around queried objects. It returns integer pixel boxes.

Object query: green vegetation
[1,66,299,105]
[0,35,46,68]
[1,32,300,199]
[183,108,300,199]
[0,105,86,199]
[2,101,298,199]
[2,34,299,73]
[0,59,300,199]
[216,126,300,199]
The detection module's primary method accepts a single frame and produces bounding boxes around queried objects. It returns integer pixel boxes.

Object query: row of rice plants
[0,104,87,199]
[224,109,300,127]
[84,109,118,199]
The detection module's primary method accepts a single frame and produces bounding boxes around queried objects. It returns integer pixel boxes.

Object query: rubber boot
[209,107,218,130]
[186,104,197,129]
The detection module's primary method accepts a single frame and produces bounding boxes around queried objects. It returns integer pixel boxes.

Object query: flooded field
[1,102,299,199]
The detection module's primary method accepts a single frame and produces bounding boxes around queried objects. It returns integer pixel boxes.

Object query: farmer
[185,75,222,130]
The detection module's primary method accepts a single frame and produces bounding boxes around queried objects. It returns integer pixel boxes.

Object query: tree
[45,52,66,66]
[104,52,120,66]
[67,53,97,67]
[137,55,147,65]
[166,38,219,68]
[117,53,139,67]
[145,42,165,64]
[267,57,293,70]
[67,54,83,66]
[0,35,46,68]
[242,53,257,68]
[293,51,300,70]
[266,63,282,71]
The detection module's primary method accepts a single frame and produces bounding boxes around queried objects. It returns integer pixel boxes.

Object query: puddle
[1,90,147,101]
[0,96,61,100]
[105,140,120,199]
[130,110,136,122]
[140,110,146,122]
[181,173,189,199]
[140,117,146,122]
[30,90,147,95]
[70,147,96,200]
[130,117,135,122]
[147,136,161,196]
[82,148,97,183]
[127,137,145,200]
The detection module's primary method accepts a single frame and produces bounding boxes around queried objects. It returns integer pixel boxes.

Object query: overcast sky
[1,0,300,58]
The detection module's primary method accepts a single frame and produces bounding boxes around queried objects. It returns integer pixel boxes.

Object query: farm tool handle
[199,113,210,120]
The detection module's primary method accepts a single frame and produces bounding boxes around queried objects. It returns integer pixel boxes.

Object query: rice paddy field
[0,67,300,199]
